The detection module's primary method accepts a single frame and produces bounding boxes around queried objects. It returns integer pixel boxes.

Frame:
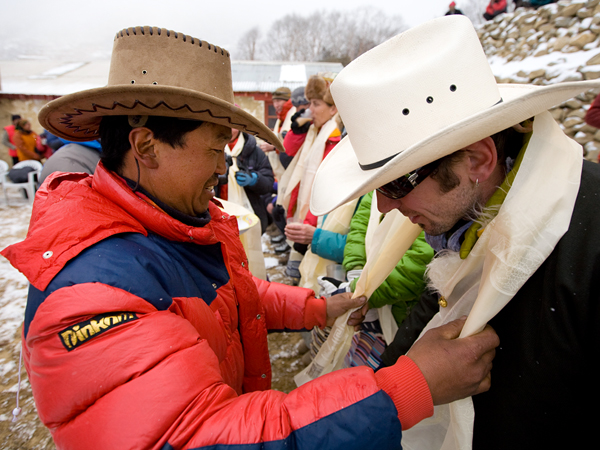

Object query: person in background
[2,114,22,165]
[445,1,464,15]
[260,87,294,179]
[260,86,296,244]
[268,87,312,248]
[483,0,507,20]
[2,25,498,450]
[40,130,66,151]
[224,128,275,234]
[12,119,42,162]
[269,86,294,142]
[584,92,600,162]
[279,87,311,170]
[39,140,102,185]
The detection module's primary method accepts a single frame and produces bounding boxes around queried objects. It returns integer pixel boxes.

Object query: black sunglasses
[376,160,441,200]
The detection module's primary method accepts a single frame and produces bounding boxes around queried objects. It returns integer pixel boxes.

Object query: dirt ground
[0,195,308,448]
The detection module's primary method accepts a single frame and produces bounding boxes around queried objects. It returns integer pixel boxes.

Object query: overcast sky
[0,0,456,60]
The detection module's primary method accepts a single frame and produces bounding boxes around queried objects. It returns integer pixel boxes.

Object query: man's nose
[375,190,402,214]
[216,151,227,175]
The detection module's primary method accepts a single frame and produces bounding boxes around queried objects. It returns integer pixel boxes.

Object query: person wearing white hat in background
[1,24,499,450]
[311,14,600,450]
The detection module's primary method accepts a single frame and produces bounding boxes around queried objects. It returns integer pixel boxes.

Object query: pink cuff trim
[375,356,434,430]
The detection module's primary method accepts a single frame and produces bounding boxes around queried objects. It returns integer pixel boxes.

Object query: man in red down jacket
[1,26,498,450]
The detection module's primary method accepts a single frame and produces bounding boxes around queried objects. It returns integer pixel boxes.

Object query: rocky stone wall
[477,0,600,161]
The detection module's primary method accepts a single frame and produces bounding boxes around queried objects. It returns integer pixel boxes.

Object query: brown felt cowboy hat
[38,26,282,151]
[310,15,600,215]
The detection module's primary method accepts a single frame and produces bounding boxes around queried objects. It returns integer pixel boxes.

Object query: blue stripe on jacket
[161,390,402,450]
[25,232,229,337]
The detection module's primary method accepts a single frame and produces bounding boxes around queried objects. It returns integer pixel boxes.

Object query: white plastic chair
[2,160,43,205]
[0,160,8,194]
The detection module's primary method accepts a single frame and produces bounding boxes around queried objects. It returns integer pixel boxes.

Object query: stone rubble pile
[477,0,600,160]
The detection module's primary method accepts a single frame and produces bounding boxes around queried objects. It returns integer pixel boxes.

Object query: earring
[475,178,479,188]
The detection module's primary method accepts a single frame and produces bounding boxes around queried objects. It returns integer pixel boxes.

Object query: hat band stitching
[56,100,262,137]
[357,97,504,171]
[114,27,226,55]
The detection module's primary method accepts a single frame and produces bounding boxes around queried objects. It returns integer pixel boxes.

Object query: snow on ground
[0,195,32,343]
[0,192,54,448]
[489,45,600,83]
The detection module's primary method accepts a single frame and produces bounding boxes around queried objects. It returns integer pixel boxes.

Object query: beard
[420,183,485,237]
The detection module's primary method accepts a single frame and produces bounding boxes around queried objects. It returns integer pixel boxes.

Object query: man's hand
[406,317,499,405]
[285,222,316,244]
[326,292,368,327]
[260,142,276,153]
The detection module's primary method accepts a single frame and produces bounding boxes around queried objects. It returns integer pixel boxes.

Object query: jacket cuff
[375,355,433,430]
[304,296,327,329]
[311,228,322,252]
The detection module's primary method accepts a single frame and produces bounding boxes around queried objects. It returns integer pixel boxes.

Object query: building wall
[233,92,270,130]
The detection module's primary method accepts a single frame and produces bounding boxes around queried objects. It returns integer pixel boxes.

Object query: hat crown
[108,26,234,104]
[331,15,500,169]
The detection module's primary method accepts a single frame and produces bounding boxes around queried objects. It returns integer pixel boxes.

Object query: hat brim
[38,85,283,151]
[310,81,600,216]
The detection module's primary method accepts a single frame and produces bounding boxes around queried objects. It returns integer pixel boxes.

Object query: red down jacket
[2,163,431,450]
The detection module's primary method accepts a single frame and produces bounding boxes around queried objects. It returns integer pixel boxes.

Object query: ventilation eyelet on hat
[450,84,457,92]
[402,108,410,115]
[427,96,434,104]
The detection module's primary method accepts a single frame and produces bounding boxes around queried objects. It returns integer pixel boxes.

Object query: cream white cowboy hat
[38,26,282,151]
[310,15,600,216]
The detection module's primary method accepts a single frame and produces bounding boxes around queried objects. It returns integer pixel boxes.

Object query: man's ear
[465,137,498,184]
[128,127,159,169]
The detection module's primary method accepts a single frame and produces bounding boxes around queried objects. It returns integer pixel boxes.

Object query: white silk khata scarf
[277,117,338,222]
[295,205,422,386]
[401,111,583,450]
[268,106,296,180]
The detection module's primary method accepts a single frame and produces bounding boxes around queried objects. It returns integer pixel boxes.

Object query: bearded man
[311,15,600,450]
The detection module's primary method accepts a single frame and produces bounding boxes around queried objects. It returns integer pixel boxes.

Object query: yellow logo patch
[59,312,138,351]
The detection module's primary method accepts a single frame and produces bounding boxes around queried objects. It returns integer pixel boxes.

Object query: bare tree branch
[246,7,408,64]
[237,26,262,60]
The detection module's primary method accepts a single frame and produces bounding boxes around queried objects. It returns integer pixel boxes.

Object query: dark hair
[430,124,527,193]
[15,119,29,132]
[99,116,204,173]
[11,114,21,122]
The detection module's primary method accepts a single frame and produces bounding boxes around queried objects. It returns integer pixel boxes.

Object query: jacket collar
[2,163,229,291]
